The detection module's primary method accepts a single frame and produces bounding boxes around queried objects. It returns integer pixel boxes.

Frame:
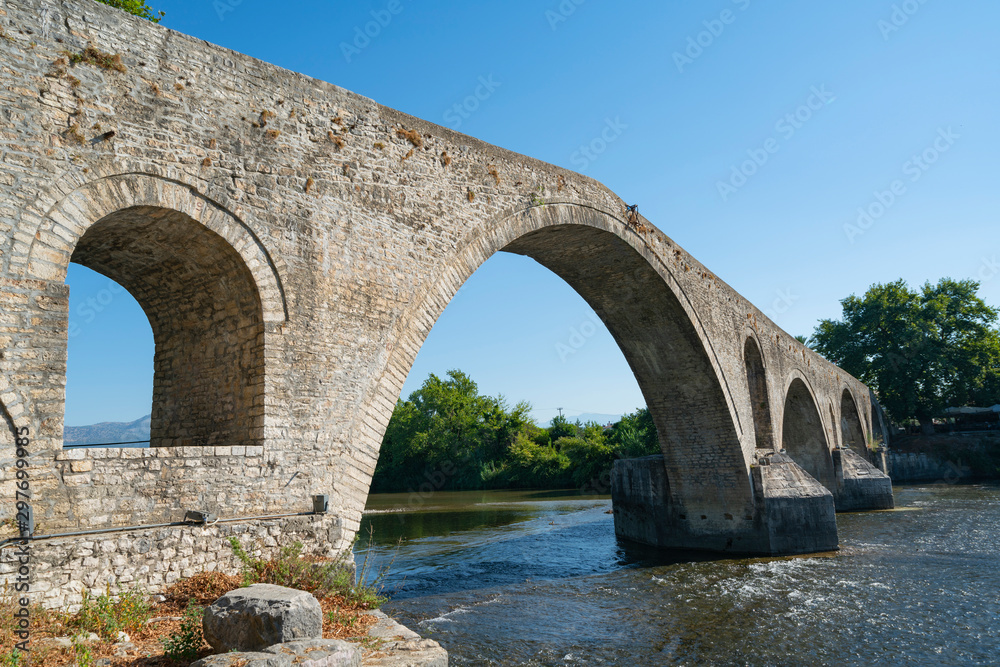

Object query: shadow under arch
[69,206,266,448]
[364,201,751,521]
[840,388,867,455]
[781,377,835,491]
[743,335,775,451]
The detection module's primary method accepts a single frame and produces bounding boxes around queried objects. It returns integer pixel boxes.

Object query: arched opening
[781,378,835,490]
[744,337,775,451]
[68,206,265,448]
[501,222,747,512]
[840,389,867,455]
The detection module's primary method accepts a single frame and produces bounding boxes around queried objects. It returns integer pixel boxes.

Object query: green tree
[93,0,164,22]
[811,278,1000,432]
[607,407,660,458]
[373,370,531,491]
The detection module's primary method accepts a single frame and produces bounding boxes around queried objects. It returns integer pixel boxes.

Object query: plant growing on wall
[93,0,164,22]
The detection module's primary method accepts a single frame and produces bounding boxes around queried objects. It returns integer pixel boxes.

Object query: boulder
[203,584,323,652]
[191,653,292,667]
[263,638,361,666]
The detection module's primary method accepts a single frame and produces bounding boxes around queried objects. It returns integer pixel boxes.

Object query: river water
[355,485,1000,666]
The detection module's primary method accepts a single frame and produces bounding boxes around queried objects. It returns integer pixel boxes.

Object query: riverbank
[889,432,1000,482]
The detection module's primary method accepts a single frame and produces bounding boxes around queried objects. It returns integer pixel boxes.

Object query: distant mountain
[562,412,626,427]
[63,415,151,446]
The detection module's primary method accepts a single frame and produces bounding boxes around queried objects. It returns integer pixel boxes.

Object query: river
[355,485,1000,666]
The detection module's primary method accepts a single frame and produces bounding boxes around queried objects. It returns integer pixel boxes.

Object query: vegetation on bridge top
[93,0,164,23]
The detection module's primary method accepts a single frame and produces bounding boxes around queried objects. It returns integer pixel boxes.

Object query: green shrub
[73,586,151,640]
[228,538,387,609]
[92,0,164,22]
[161,600,204,662]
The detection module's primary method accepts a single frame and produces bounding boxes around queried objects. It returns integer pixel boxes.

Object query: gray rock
[191,653,292,667]
[203,584,323,652]
[364,638,448,667]
[263,638,361,666]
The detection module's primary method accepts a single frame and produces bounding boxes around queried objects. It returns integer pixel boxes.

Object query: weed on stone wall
[61,44,126,73]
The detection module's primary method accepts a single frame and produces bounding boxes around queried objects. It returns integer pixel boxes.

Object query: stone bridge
[0,0,891,607]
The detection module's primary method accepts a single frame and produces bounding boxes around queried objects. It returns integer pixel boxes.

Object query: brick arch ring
[19,173,288,323]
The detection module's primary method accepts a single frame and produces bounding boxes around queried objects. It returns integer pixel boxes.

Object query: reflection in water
[356,485,1000,666]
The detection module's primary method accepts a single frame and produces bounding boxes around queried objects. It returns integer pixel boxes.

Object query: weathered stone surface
[364,639,448,667]
[833,447,894,511]
[263,638,360,666]
[0,0,892,604]
[203,585,323,652]
[191,653,292,667]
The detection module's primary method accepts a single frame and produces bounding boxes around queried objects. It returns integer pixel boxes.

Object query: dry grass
[441,151,452,167]
[396,128,423,148]
[0,565,382,666]
[487,165,500,186]
[63,44,126,73]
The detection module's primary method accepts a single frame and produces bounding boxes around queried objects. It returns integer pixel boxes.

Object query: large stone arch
[840,388,867,455]
[22,174,288,449]
[781,376,835,491]
[352,201,752,527]
[744,334,775,451]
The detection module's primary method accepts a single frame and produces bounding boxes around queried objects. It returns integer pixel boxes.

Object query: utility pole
[557,407,563,418]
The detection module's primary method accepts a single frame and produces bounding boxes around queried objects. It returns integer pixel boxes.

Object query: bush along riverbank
[372,370,661,493]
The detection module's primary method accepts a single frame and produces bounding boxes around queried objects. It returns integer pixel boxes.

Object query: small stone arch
[20,174,287,449]
[781,376,835,491]
[840,388,867,455]
[744,334,775,451]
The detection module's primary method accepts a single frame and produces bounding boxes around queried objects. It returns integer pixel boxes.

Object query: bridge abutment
[611,454,838,556]
[832,447,895,512]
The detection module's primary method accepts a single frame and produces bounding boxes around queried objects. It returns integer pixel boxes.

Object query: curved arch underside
[782,378,835,491]
[502,221,749,510]
[71,206,265,448]
[841,390,866,455]
[744,337,775,451]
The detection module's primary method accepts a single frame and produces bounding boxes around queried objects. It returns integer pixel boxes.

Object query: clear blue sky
[64,0,1000,426]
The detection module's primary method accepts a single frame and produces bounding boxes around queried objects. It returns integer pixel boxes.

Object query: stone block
[203,584,323,652]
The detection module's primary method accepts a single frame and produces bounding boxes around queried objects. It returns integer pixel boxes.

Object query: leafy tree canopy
[811,278,1000,428]
[94,0,164,22]
[373,370,661,492]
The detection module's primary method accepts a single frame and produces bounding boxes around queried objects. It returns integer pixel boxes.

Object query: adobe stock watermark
[716,85,836,202]
[843,126,959,244]
[570,117,627,172]
[340,0,405,63]
[546,0,587,31]
[974,255,1000,285]
[556,312,601,362]
[762,288,799,321]
[212,0,243,21]
[67,279,125,338]
[11,425,32,658]
[673,0,752,74]
[878,0,932,40]
[443,75,501,131]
